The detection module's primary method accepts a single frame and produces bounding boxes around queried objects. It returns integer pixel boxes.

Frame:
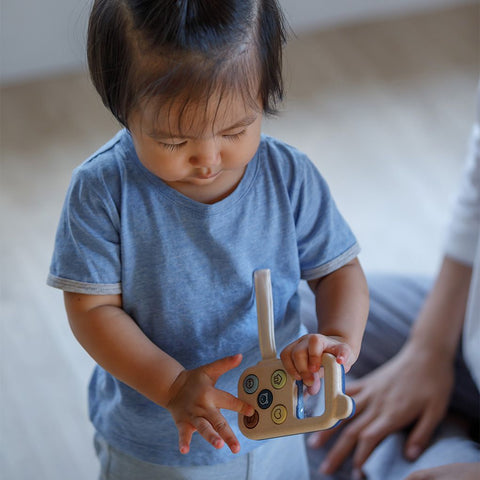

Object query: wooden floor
[1,4,478,479]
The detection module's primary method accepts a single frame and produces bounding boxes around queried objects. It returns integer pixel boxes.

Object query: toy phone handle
[287,352,354,433]
[254,269,277,360]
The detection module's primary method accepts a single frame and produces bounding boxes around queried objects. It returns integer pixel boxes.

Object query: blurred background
[1,0,478,478]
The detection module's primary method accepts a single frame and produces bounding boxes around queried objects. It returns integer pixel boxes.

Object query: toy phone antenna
[254,269,277,360]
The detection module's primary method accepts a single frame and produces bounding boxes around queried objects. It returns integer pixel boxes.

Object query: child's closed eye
[159,141,187,152]
[157,128,246,151]
[223,129,247,142]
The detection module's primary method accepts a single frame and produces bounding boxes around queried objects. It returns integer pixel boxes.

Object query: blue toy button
[243,374,259,394]
[257,389,273,409]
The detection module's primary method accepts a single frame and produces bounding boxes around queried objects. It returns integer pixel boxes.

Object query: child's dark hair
[87,0,288,128]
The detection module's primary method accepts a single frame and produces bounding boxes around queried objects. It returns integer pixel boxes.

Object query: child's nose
[189,140,220,168]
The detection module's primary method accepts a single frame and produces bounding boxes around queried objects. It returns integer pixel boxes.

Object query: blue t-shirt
[47,130,359,466]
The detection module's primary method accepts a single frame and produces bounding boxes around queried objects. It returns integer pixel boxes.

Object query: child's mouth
[195,171,220,180]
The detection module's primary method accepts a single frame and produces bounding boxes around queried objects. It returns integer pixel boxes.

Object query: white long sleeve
[445,124,480,265]
[445,92,480,391]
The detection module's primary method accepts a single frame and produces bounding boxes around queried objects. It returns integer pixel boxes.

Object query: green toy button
[271,369,287,389]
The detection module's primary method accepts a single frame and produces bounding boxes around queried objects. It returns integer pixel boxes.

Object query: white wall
[0,0,474,85]
[280,0,475,32]
[1,0,91,84]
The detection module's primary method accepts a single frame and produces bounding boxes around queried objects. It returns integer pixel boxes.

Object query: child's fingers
[281,336,320,386]
[195,413,241,454]
[291,344,312,383]
[282,335,355,385]
[305,371,321,396]
[176,421,195,454]
[280,341,303,381]
[203,354,243,383]
[285,336,325,385]
[322,343,354,371]
[305,335,324,372]
[216,390,255,417]
[193,417,225,450]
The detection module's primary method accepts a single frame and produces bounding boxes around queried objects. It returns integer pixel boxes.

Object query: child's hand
[165,353,255,455]
[280,334,355,394]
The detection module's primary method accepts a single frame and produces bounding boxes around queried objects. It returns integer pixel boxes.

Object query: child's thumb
[204,354,243,382]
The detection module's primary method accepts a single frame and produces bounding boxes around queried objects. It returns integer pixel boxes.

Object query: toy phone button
[243,410,260,429]
[257,389,273,409]
[271,369,287,389]
[271,404,287,425]
[243,374,259,394]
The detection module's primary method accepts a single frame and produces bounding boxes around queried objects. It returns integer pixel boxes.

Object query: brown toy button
[243,410,260,429]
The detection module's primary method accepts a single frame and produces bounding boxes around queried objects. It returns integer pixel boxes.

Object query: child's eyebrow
[149,114,258,139]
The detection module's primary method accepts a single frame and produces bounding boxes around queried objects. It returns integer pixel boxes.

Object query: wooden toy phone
[238,269,354,440]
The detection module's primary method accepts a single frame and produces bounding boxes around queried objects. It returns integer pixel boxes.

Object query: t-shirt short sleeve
[290,153,359,280]
[47,166,122,294]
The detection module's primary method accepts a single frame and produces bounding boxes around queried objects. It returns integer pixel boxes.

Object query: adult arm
[312,92,480,476]
[311,255,472,475]
[404,462,480,480]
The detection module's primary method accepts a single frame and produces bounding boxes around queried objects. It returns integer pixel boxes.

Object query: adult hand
[308,341,454,475]
[405,462,480,480]
[166,353,255,454]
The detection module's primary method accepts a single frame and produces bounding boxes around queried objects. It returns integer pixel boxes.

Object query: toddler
[47,1,369,478]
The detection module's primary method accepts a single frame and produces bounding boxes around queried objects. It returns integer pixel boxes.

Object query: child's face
[129,93,263,204]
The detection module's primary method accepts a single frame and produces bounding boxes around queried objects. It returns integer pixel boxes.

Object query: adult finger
[352,414,402,469]
[404,407,444,461]
[320,411,375,474]
[309,385,369,449]
[346,383,369,412]
[345,378,365,396]
[307,427,336,448]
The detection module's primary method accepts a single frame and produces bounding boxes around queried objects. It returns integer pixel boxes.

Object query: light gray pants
[301,274,480,480]
[95,431,309,480]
